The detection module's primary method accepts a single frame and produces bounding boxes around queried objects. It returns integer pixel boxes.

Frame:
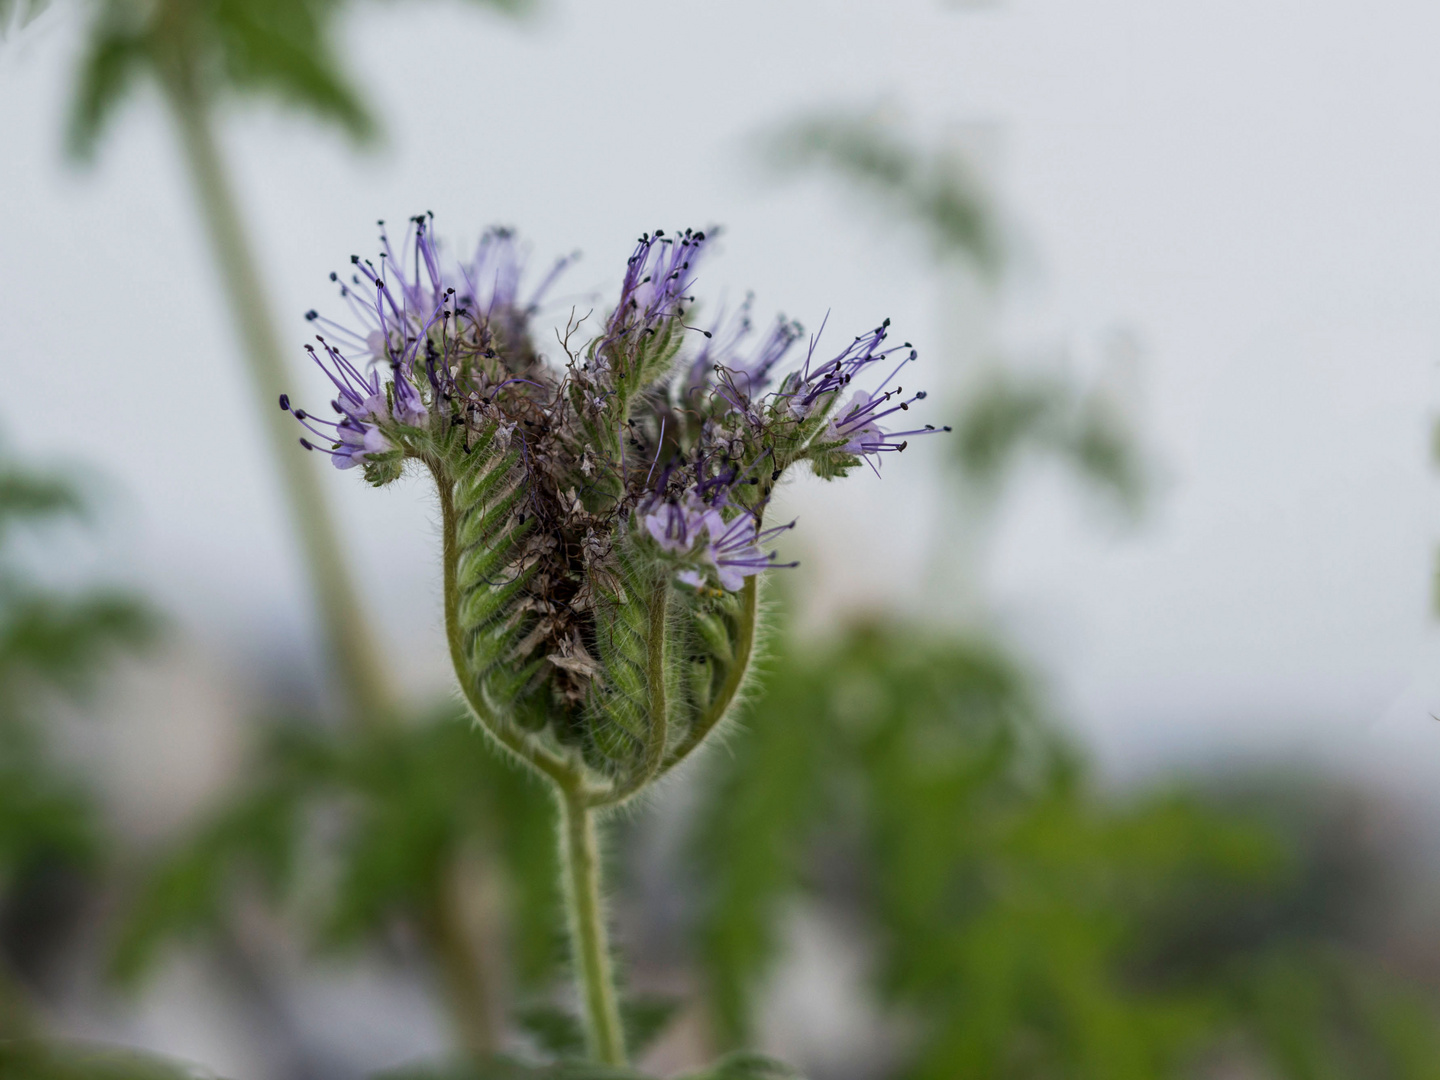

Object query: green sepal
[581,548,662,776]
[362,449,406,487]
[694,612,735,667]
[458,561,534,636]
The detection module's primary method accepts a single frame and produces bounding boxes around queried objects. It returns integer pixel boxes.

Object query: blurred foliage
[67,0,533,158]
[0,1041,220,1080]
[378,1049,797,1080]
[0,452,155,1033]
[515,995,681,1062]
[689,622,1440,1079]
[760,108,1146,515]
[954,365,1146,514]
[112,703,564,990]
[759,108,1001,275]
[0,0,49,34]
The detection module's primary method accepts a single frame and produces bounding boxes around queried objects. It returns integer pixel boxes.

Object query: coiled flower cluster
[285,215,947,799]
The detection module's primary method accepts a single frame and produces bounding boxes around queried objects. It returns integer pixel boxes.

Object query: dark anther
[897,441,908,452]
[942,425,953,432]
[299,438,314,451]
[916,390,927,399]
[295,410,308,420]
[771,469,781,481]
[278,394,290,410]
[305,310,318,321]
[900,402,909,411]
[329,272,338,282]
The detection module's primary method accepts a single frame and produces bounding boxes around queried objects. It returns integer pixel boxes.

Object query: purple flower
[602,229,709,350]
[281,340,397,469]
[786,320,912,416]
[303,216,446,366]
[641,493,794,592]
[825,386,951,465]
[686,297,805,411]
[289,216,573,467]
[454,227,576,362]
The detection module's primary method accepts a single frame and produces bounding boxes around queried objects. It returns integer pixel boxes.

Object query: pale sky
[3,0,1440,797]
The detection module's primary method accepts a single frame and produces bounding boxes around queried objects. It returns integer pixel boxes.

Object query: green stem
[435,463,625,1064]
[559,788,627,1065]
[162,77,393,728]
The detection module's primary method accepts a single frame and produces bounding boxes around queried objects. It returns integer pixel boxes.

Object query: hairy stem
[660,574,759,774]
[436,463,626,1063]
[559,788,627,1065]
[163,79,393,727]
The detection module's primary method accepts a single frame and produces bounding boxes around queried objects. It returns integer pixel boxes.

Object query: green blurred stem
[428,854,500,1056]
[0,963,38,1040]
[559,788,627,1065]
[162,79,393,727]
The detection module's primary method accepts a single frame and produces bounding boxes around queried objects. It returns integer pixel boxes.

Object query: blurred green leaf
[690,621,1440,1079]
[0,449,157,1029]
[0,1040,218,1080]
[759,108,1000,275]
[68,0,537,159]
[514,1002,586,1059]
[67,5,150,161]
[69,0,375,159]
[954,368,1145,513]
[374,1048,795,1080]
[514,995,680,1061]
[0,593,158,700]
[0,0,50,36]
[111,706,565,993]
[375,1054,649,1080]
[0,468,84,537]
[109,758,308,985]
[677,1053,801,1080]
[688,636,834,1047]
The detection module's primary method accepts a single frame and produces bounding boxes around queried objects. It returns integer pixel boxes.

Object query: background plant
[0,449,155,1038]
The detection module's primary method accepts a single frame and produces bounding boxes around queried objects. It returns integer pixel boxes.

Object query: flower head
[285,217,945,783]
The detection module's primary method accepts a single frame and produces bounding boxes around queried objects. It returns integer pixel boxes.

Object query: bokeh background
[3,0,1440,1077]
